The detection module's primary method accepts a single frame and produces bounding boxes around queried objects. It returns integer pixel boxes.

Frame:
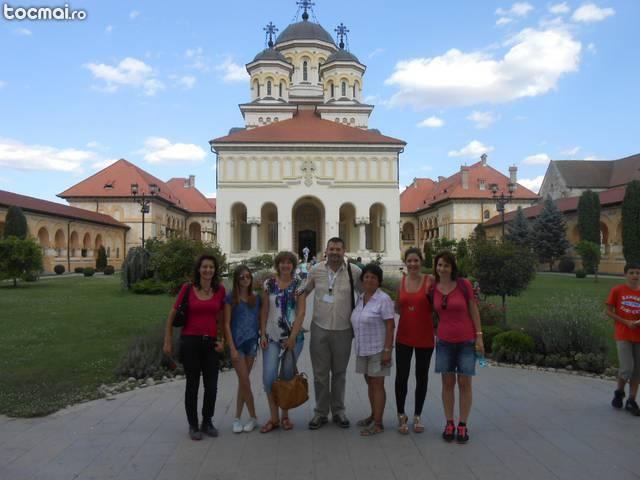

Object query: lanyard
[327,265,341,294]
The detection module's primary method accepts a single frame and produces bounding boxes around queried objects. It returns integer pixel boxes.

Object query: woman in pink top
[163,254,226,441]
[432,250,483,444]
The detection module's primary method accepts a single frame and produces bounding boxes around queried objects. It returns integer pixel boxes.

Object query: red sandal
[281,417,294,430]
[260,419,280,433]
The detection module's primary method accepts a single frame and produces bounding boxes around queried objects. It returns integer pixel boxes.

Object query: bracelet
[383,347,392,352]
[476,332,483,336]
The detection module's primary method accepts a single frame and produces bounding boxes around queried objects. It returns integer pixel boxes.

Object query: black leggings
[394,342,434,416]
[180,336,220,428]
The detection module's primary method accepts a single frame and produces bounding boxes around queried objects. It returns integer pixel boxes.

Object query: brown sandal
[260,419,280,433]
[281,417,293,430]
[398,414,409,435]
[360,422,384,436]
[413,415,425,433]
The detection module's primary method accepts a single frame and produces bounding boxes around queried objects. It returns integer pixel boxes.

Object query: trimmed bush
[575,269,586,278]
[573,352,607,374]
[558,257,575,273]
[54,264,65,275]
[116,322,178,379]
[96,245,107,272]
[22,271,39,282]
[244,254,275,270]
[74,267,85,274]
[132,278,171,295]
[491,330,535,363]
[478,301,505,326]
[483,324,507,354]
[103,265,115,275]
[83,267,95,277]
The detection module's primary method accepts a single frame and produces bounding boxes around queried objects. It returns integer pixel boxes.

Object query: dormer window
[303,61,308,81]
[267,81,272,96]
[479,179,486,190]
[341,81,346,97]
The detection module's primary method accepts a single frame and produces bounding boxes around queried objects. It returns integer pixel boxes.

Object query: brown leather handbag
[272,350,309,410]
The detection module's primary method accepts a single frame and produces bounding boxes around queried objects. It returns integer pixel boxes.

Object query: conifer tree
[532,196,570,271]
[4,206,28,239]
[505,206,531,248]
[622,180,640,264]
[577,190,601,245]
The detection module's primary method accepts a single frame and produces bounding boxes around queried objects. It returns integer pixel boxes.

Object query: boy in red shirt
[606,263,640,416]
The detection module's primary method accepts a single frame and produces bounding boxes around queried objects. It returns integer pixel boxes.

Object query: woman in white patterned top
[350,263,395,436]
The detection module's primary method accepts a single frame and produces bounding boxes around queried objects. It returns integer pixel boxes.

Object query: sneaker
[332,413,350,428]
[442,421,455,442]
[456,424,469,444]
[232,418,243,434]
[612,389,625,409]
[308,415,328,430]
[189,426,202,441]
[625,398,640,416]
[200,421,219,437]
[243,417,258,433]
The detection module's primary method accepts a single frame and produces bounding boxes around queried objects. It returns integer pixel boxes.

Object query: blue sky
[0,0,637,203]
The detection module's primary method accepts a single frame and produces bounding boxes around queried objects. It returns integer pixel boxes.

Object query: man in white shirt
[303,237,361,429]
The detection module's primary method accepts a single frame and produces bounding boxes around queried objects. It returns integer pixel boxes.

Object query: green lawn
[0,275,174,417]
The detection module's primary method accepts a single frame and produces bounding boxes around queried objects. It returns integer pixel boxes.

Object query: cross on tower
[296,0,315,21]
[263,21,278,48]
[335,22,349,49]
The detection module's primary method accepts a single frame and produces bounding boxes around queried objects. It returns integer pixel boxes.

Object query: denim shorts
[262,339,304,393]
[236,338,258,358]
[435,339,476,376]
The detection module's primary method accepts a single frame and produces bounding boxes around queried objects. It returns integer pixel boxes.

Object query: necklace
[200,286,212,295]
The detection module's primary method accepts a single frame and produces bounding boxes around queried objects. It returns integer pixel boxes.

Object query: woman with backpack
[431,250,483,444]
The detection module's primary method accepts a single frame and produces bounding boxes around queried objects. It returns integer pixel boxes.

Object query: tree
[456,238,470,277]
[0,236,43,287]
[4,206,28,239]
[575,240,601,281]
[470,240,536,317]
[505,206,532,248]
[96,245,107,271]
[622,180,640,264]
[577,190,601,245]
[121,247,152,290]
[473,223,486,241]
[532,196,570,271]
[422,241,433,270]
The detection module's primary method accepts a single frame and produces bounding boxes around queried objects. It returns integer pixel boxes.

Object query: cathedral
[210,1,405,264]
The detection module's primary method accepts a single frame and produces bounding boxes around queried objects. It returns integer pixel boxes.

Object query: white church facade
[210,3,405,264]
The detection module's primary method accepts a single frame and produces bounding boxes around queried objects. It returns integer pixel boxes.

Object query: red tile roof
[58,159,214,214]
[484,185,626,227]
[0,190,128,229]
[166,178,215,214]
[400,178,436,213]
[212,109,405,145]
[401,161,538,214]
[206,198,216,212]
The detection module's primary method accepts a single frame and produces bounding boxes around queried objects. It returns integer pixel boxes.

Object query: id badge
[322,293,335,304]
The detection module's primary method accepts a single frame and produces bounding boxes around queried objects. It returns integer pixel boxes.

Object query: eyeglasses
[441,294,448,310]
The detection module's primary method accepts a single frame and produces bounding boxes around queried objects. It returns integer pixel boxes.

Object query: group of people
[162,237,485,443]
[161,237,640,444]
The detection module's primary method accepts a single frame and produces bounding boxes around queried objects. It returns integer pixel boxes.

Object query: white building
[211,4,405,264]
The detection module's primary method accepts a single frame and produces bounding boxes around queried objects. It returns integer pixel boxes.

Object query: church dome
[252,47,288,63]
[275,20,336,45]
[325,49,361,64]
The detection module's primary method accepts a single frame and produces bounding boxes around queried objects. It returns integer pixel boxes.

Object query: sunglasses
[239,274,252,280]
[441,294,448,310]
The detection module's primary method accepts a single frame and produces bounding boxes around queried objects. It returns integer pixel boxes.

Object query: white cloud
[385,26,581,108]
[519,175,545,192]
[572,3,615,23]
[496,2,534,17]
[185,47,211,72]
[368,48,385,59]
[129,10,140,20]
[584,155,600,160]
[417,116,444,128]
[85,57,165,96]
[139,137,207,165]
[105,25,113,33]
[496,17,513,26]
[448,140,494,158]
[86,141,105,149]
[549,2,570,14]
[14,28,32,36]
[523,153,551,165]
[179,76,196,89]
[0,138,95,172]
[561,146,581,156]
[215,59,248,83]
[205,192,217,198]
[467,111,498,129]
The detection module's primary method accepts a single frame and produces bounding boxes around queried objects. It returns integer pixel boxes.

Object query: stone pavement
[1,346,639,480]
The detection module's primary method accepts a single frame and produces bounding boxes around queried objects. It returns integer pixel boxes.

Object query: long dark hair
[193,254,221,291]
[232,264,257,307]
[404,247,423,262]
[433,250,458,283]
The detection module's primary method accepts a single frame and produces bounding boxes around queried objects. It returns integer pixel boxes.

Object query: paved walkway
[1,347,638,480]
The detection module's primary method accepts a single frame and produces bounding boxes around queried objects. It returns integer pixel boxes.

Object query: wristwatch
[383,347,392,353]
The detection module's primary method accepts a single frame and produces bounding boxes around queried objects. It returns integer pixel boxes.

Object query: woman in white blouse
[350,263,395,436]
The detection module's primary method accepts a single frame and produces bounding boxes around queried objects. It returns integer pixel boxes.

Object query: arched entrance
[188,222,202,241]
[292,196,325,260]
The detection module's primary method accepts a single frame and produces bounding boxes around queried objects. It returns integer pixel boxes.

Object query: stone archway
[339,203,356,252]
[188,222,202,241]
[292,196,325,260]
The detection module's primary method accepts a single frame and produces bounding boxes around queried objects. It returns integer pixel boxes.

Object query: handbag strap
[180,283,191,309]
[278,348,299,378]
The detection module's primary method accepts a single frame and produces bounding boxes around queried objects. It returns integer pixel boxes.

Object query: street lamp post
[490,182,516,240]
[131,183,159,249]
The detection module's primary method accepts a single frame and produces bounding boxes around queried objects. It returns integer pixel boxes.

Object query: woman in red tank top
[394,247,435,434]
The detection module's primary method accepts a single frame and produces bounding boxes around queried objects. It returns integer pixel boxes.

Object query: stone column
[356,216,369,254]
[379,222,386,252]
[248,216,260,253]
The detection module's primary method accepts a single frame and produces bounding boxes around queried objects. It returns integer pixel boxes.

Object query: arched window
[279,81,283,97]
[303,61,308,81]
[267,81,272,96]
[257,83,261,97]
[330,83,335,97]
[341,81,346,97]
[484,209,490,220]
